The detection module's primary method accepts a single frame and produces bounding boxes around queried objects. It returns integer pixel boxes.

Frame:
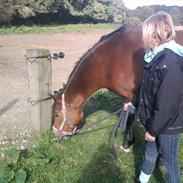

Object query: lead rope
[109,105,134,160]
[76,108,122,134]
[118,109,130,132]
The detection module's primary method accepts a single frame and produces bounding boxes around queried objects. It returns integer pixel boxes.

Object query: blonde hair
[142,11,176,50]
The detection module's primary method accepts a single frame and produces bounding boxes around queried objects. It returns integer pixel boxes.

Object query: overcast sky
[123,0,183,10]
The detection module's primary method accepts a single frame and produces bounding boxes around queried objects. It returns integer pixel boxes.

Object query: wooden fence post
[26,49,52,133]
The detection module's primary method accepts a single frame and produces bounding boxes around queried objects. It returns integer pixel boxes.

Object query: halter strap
[56,93,77,134]
[59,93,67,131]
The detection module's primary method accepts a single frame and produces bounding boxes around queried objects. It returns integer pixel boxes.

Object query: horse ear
[51,90,62,103]
[57,83,66,95]
[62,83,66,89]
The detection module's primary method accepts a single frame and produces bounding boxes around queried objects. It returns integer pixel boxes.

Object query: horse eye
[55,114,58,117]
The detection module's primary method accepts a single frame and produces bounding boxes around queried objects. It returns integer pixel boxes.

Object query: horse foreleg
[120,114,135,152]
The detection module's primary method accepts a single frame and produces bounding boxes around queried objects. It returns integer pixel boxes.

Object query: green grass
[0,23,120,35]
[0,89,183,183]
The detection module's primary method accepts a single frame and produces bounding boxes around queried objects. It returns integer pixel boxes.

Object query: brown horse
[52,24,183,149]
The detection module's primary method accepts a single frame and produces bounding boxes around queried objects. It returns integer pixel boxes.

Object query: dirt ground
[0,30,112,145]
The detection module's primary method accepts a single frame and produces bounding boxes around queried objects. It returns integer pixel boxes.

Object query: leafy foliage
[127,5,183,25]
[0,1,14,23]
[0,0,125,25]
[0,148,27,183]
[15,169,27,183]
[83,1,113,22]
[1,1,183,25]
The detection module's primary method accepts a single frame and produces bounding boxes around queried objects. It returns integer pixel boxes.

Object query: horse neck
[64,64,102,108]
[64,81,100,108]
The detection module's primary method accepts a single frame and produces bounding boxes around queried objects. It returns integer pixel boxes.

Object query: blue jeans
[141,133,180,183]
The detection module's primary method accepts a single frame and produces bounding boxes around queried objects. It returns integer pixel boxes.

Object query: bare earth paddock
[0,30,111,145]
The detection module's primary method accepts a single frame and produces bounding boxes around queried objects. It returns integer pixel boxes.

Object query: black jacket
[133,49,183,137]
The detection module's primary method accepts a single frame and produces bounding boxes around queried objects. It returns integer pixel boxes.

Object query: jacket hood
[144,40,183,63]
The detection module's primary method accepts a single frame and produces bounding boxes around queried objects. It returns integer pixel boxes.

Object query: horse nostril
[55,114,58,117]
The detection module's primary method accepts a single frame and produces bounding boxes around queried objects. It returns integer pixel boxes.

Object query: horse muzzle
[52,126,77,139]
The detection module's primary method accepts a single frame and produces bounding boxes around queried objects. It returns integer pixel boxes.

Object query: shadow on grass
[84,89,123,116]
[0,99,19,116]
[76,89,122,130]
[75,143,127,183]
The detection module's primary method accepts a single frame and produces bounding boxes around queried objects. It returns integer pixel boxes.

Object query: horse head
[52,88,84,138]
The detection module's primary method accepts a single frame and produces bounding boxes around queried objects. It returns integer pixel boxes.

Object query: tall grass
[0,23,120,34]
[0,89,183,183]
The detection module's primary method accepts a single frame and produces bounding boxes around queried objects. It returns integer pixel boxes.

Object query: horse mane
[99,24,128,42]
[62,24,130,91]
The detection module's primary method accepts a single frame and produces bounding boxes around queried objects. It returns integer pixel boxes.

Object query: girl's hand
[145,132,155,141]
[123,102,135,114]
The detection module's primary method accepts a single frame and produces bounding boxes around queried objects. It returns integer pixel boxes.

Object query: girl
[124,12,183,183]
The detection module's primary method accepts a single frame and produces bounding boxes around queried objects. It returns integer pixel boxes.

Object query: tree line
[126,5,183,25]
[0,0,183,25]
[0,0,124,25]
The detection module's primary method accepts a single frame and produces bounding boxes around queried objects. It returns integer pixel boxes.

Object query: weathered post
[26,49,52,133]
